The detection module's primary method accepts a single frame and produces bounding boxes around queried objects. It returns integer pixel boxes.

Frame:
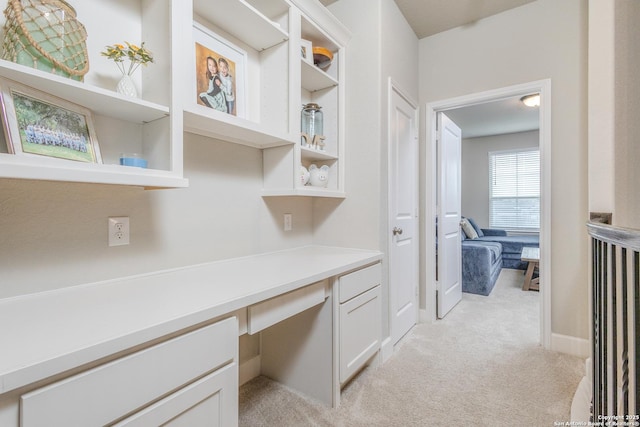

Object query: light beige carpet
[239,268,585,426]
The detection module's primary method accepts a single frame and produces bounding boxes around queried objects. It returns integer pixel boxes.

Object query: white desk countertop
[0,245,382,394]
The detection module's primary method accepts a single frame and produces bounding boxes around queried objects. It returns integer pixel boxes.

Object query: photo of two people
[196,42,237,116]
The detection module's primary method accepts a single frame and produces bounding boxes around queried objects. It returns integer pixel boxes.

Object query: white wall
[320,0,418,245]
[461,131,539,228]
[588,0,640,229]
[322,0,418,339]
[612,0,640,228]
[419,0,589,340]
[315,0,382,252]
[0,134,314,299]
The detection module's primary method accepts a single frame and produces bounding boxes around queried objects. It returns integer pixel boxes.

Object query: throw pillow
[460,218,478,239]
[467,217,485,237]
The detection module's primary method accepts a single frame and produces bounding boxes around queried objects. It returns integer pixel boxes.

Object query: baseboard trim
[380,336,393,363]
[239,355,261,386]
[551,333,589,358]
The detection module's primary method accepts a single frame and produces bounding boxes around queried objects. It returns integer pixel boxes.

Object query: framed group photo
[193,21,246,118]
[0,78,101,163]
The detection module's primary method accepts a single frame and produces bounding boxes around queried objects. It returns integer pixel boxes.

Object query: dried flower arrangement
[101,42,153,76]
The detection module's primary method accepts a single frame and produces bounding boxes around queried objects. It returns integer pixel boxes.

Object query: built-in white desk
[0,245,383,426]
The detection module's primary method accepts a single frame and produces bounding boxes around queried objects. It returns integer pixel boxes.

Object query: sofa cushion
[464,240,502,264]
[477,235,539,255]
[481,228,508,237]
[466,217,485,237]
[460,218,478,239]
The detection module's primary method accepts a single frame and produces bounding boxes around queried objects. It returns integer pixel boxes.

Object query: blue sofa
[461,218,539,296]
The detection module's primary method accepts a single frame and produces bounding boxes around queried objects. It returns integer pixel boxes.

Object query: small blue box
[120,154,147,168]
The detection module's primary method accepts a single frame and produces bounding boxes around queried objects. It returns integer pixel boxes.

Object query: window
[489,149,540,230]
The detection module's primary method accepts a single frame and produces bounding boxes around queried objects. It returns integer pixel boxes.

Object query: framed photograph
[193,21,247,118]
[0,79,101,163]
[300,39,313,64]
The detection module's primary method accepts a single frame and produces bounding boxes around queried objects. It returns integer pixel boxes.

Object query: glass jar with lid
[301,103,323,147]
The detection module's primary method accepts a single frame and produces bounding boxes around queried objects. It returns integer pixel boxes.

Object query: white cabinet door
[21,318,238,427]
[114,363,238,427]
[339,285,381,384]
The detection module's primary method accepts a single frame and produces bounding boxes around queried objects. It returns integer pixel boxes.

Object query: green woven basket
[1,0,89,81]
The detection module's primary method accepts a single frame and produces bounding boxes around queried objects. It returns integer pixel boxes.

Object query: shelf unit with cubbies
[180,0,295,149]
[0,0,349,195]
[262,1,350,198]
[0,0,187,189]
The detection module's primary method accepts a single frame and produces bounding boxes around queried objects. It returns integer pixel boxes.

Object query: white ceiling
[444,96,539,139]
[391,0,536,38]
[319,0,536,38]
[320,0,540,138]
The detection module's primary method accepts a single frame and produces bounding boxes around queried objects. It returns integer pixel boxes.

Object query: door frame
[422,79,552,349]
[388,78,419,345]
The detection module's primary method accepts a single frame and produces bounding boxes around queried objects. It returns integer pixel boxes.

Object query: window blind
[489,149,540,230]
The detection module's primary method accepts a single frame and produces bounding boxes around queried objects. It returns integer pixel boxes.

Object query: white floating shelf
[262,187,345,198]
[301,146,338,161]
[183,105,295,149]
[245,0,289,20]
[0,154,188,189]
[301,60,338,92]
[0,60,169,124]
[194,0,289,51]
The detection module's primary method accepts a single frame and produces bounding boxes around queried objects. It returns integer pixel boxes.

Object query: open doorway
[423,80,551,348]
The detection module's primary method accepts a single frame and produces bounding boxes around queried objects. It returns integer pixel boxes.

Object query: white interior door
[437,113,462,318]
[389,84,418,345]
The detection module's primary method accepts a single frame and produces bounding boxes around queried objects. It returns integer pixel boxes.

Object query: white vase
[116,74,138,98]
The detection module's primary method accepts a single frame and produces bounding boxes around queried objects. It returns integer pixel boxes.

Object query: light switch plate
[284,213,292,231]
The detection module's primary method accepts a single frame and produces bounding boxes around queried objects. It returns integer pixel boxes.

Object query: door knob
[392,227,403,236]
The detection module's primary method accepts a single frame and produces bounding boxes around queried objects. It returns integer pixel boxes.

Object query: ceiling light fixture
[521,93,540,107]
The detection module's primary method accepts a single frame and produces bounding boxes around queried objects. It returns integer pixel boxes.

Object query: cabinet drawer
[339,263,381,303]
[114,362,238,427]
[340,285,381,384]
[21,317,238,427]
[247,280,327,334]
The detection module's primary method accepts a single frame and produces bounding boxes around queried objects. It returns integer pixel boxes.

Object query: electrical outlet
[108,217,130,246]
[284,213,292,231]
